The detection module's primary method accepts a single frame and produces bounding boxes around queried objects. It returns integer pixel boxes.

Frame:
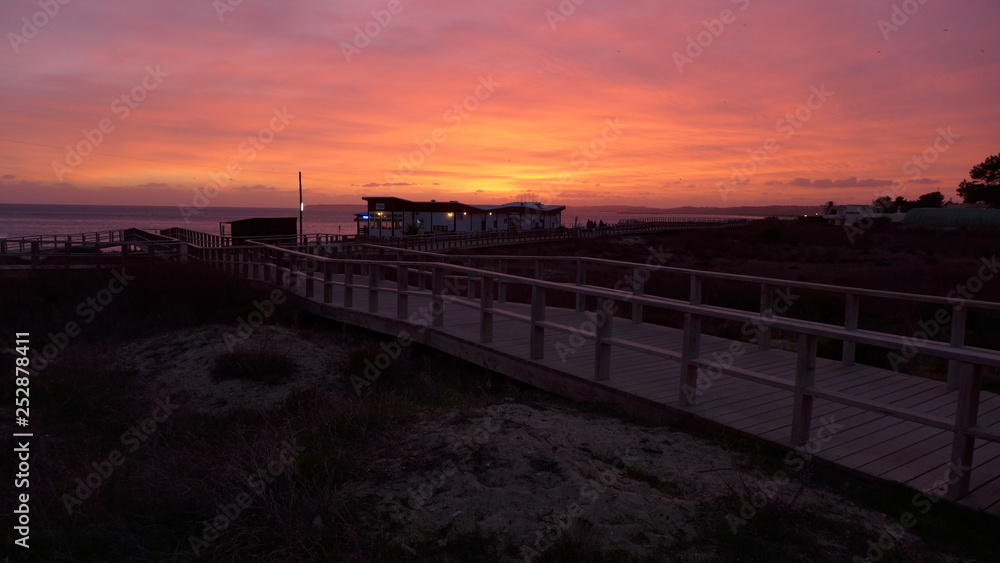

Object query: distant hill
[567,205,820,216]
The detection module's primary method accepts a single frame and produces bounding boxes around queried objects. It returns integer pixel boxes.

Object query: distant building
[356,197,565,237]
[823,204,905,226]
[222,217,298,243]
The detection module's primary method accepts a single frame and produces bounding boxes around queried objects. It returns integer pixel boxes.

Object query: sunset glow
[2,0,998,209]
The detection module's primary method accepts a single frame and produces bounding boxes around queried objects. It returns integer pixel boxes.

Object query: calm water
[0,204,760,239]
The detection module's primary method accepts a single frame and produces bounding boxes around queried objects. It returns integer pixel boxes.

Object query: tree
[823,201,837,214]
[913,191,945,209]
[956,153,1000,207]
[872,196,892,212]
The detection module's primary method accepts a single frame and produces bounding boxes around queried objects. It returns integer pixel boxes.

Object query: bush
[212,344,297,384]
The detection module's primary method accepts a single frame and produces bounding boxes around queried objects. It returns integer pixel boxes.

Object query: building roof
[361,196,565,214]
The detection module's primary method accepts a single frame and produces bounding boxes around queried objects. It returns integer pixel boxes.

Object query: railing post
[575,260,586,312]
[305,257,316,299]
[530,285,546,359]
[689,274,702,306]
[344,263,354,308]
[842,292,859,365]
[498,261,508,303]
[679,311,702,407]
[368,264,380,313]
[179,242,189,264]
[791,334,818,446]
[30,241,39,269]
[595,298,612,381]
[947,305,967,391]
[632,267,645,325]
[397,265,409,320]
[323,261,334,303]
[480,275,494,344]
[948,362,982,500]
[432,266,444,327]
[758,283,773,351]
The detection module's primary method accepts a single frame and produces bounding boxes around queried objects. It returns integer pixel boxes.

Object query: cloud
[789,177,894,189]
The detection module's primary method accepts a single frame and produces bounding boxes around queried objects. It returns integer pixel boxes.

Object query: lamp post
[298,171,303,242]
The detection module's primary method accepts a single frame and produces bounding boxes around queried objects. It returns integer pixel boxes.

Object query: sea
[0,203,761,239]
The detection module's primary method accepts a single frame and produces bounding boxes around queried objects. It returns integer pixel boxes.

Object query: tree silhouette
[957,153,1000,207]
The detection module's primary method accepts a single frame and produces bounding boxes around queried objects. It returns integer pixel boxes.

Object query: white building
[824,205,905,226]
[356,197,565,237]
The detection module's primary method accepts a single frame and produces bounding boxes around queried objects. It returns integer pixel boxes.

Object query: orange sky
[1,0,998,210]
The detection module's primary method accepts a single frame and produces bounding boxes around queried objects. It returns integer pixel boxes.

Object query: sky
[1,0,998,211]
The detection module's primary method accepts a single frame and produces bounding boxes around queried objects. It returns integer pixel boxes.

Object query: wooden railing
[359,218,751,251]
[0,229,132,255]
[187,240,1000,501]
[332,244,1000,387]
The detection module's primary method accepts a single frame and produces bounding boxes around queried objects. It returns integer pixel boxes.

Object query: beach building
[355,196,565,237]
[824,204,905,226]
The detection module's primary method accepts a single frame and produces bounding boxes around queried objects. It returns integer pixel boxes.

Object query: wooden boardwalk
[254,259,1000,516]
